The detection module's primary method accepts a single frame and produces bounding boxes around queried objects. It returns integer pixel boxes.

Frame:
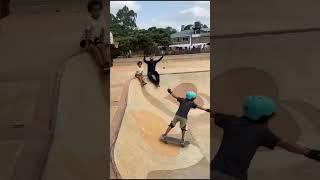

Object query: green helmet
[186,91,197,100]
[243,96,276,121]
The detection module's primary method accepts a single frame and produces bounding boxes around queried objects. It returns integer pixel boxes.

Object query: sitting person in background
[135,61,147,86]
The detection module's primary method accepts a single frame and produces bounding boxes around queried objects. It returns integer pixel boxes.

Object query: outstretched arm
[197,106,211,112]
[167,88,179,99]
[155,55,164,63]
[278,141,310,155]
[278,141,320,161]
[143,56,147,63]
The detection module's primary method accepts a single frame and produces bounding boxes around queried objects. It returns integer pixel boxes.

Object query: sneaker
[180,140,185,146]
[161,134,166,140]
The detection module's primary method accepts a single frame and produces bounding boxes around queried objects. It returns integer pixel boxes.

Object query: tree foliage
[110,6,174,56]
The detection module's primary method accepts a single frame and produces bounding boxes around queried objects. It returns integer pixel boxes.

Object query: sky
[110,1,210,31]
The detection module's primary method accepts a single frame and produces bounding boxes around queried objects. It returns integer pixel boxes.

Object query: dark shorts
[80,38,103,48]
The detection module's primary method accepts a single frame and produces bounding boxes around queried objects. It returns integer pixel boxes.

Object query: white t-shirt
[136,66,143,75]
[84,15,106,41]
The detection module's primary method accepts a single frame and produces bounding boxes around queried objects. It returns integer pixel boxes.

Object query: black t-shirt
[175,97,198,119]
[144,56,163,73]
[212,113,281,180]
[145,61,157,73]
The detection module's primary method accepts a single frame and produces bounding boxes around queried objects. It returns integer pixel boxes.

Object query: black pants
[148,71,160,85]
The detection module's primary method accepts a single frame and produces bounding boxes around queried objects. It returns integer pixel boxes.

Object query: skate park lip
[110,70,210,179]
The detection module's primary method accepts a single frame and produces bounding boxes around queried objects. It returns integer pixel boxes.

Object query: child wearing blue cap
[161,88,210,146]
[211,96,320,180]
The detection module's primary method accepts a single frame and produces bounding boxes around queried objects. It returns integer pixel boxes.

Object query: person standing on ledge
[143,54,163,87]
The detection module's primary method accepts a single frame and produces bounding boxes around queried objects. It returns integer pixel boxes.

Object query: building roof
[201,28,210,32]
[171,28,211,38]
[170,30,193,38]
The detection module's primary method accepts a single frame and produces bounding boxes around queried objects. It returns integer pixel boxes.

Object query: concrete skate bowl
[113,71,210,179]
[212,67,320,179]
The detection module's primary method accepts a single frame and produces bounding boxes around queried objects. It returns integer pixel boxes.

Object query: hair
[87,0,103,12]
[187,98,195,101]
[137,61,142,65]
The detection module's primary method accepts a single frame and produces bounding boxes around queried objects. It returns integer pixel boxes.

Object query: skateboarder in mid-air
[211,96,320,180]
[161,89,210,146]
[143,55,163,87]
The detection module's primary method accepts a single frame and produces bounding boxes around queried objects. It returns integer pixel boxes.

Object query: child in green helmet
[211,96,320,180]
[161,89,210,146]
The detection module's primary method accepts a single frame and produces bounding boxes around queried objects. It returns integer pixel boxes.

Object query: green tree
[116,6,137,30]
[148,27,172,47]
[110,6,173,56]
[165,26,177,34]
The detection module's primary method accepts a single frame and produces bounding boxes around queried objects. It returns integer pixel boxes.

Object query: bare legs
[97,43,110,67]
[135,74,147,85]
[181,127,186,142]
[87,43,111,70]
[162,125,186,145]
[163,126,173,136]
[88,45,104,67]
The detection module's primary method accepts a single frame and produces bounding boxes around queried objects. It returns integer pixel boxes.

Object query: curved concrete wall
[42,54,108,180]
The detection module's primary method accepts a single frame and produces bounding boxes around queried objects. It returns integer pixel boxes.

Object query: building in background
[170,21,210,51]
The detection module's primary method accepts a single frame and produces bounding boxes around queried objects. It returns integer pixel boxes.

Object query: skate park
[110,54,210,179]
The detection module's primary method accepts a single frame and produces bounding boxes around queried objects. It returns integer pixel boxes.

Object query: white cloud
[179,1,210,20]
[110,1,141,14]
[112,1,210,31]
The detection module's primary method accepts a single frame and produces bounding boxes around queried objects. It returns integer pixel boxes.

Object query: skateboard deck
[160,136,190,147]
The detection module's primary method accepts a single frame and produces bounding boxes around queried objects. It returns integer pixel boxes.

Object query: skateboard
[160,136,190,147]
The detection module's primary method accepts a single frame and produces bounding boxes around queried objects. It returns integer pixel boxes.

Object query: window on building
[182,37,188,41]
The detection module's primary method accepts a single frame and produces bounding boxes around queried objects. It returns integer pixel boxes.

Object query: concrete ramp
[0,11,108,179]
[41,53,108,180]
[114,71,210,179]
